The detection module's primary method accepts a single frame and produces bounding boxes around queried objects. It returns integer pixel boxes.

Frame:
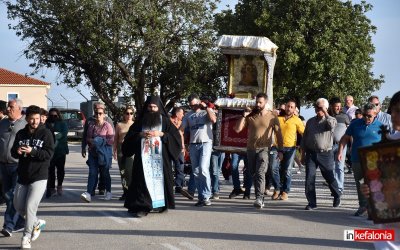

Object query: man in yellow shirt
[272,99,305,200]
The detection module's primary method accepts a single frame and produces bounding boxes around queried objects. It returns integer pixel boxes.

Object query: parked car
[59,109,86,139]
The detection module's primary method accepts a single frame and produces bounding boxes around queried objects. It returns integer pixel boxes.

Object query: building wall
[0,85,49,108]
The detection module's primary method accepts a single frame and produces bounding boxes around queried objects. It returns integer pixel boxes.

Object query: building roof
[0,68,50,86]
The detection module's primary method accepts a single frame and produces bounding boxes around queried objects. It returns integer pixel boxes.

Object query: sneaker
[104,192,112,201]
[211,193,219,200]
[333,197,341,207]
[242,194,250,200]
[194,201,204,207]
[21,236,31,249]
[280,192,289,200]
[80,192,91,203]
[264,188,273,196]
[271,191,280,200]
[253,197,264,209]
[203,199,212,206]
[354,207,367,216]
[98,189,105,195]
[57,186,63,196]
[305,205,317,210]
[31,219,46,241]
[180,189,194,200]
[228,189,242,199]
[12,225,25,233]
[1,228,12,237]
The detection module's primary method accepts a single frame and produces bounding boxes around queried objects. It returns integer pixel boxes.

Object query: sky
[1,0,399,117]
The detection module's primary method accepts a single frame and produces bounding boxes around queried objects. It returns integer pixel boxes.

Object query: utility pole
[60,94,69,109]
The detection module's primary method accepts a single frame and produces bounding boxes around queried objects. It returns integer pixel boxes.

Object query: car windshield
[61,111,83,120]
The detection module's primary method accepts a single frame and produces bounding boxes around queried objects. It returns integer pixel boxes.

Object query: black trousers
[305,150,341,207]
[47,155,66,189]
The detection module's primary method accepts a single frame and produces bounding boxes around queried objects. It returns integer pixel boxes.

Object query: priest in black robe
[122,96,182,218]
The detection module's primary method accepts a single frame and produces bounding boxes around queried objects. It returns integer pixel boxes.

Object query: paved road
[1,144,375,249]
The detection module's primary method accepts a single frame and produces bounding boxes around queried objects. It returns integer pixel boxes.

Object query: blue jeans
[87,153,111,193]
[189,142,212,200]
[210,151,225,194]
[231,153,252,193]
[272,147,296,193]
[332,144,346,193]
[173,152,185,189]
[0,163,25,231]
[188,172,196,194]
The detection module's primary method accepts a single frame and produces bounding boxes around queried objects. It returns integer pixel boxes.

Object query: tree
[381,96,391,113]
[215,0,384,106]
[6,0,224,116]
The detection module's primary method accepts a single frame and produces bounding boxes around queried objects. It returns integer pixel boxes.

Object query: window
[7,93,19,101]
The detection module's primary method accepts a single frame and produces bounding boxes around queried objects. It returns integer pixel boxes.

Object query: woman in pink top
[80,106,114,203]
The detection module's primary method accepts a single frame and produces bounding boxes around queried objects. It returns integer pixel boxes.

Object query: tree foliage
[6,0,225,116]
[215,0,384,106]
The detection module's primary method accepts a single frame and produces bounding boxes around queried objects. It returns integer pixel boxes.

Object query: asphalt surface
[0,143,375,250]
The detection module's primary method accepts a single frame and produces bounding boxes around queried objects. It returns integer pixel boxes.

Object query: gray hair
[93,102,106,110]
[10,98,23,110]
[316,98,329,109]
[363,103,378,113]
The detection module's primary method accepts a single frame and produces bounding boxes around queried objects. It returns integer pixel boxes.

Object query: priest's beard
[142,111,161,128]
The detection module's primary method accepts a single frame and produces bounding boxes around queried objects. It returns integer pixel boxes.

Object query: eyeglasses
[94,112,104,116]
[8,123,14,132]
[125,112,133,115]
[363,114,374,119]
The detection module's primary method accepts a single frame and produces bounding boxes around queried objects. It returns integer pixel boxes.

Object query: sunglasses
[8,123,14,132]
[125,112,133,115]
[95,112,104,116]
[49,114,58,118]
[373,103,380,107]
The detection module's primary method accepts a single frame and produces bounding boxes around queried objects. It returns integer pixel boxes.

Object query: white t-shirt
[181,110,213,143]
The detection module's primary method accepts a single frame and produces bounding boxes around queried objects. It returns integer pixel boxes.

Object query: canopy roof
[217,35,278,54]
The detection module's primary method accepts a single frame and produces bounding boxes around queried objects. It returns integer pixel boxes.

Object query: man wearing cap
[181,93,216,207]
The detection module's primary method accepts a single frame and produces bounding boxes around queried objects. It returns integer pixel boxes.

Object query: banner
[141,125,165,208]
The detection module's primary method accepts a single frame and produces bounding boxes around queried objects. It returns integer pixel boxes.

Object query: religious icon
[144,139,150,154]
[154,139,160,154]
[239,56,258,87]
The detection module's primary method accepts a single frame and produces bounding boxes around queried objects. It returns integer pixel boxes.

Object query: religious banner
[141,129,165,208]
[214,108,248,153]
[359,140,400,224]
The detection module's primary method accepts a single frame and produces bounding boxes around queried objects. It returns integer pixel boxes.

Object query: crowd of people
[0,90,399,249]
